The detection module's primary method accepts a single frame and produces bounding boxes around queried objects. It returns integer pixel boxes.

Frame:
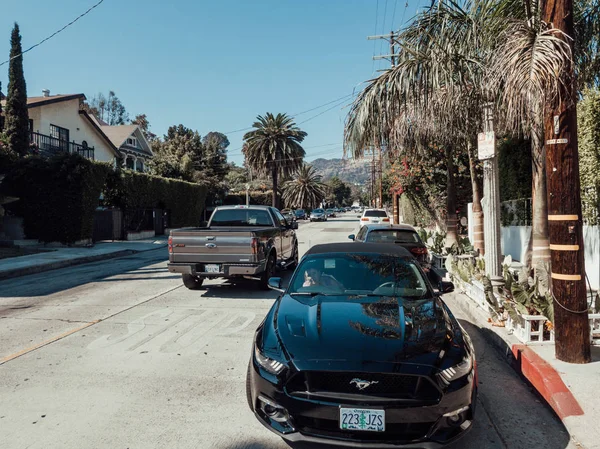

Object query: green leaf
[511,283,530,306]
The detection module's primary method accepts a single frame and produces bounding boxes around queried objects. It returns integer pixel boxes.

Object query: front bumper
[310,216,326,221]
[167,261,266,278]
[248,361,476,448]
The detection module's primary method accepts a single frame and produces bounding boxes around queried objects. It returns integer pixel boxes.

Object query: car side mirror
[268,277,285,293]
[348,234,355,241]
[292,221,298,230]
[439,281,455,293]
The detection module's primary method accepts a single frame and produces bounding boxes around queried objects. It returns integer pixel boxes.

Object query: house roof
[88,114,152,156]
[27,93,85,108]
[0,93,85,109]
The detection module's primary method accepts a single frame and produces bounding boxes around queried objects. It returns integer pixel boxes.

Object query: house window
[126,137,137,147]
[49,124,69,151]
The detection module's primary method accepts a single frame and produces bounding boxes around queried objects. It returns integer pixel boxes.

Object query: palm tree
[282,164,326,209]
[345,0,578,264]
[243,113,307,208]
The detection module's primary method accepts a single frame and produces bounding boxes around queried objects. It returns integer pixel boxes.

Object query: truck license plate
[340,408,385,432]
[204,264,220,273]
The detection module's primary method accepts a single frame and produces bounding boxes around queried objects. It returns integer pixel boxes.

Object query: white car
[359,208,390,228]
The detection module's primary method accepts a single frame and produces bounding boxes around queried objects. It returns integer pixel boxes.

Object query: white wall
[500,225,600,291]
[30,98,116,163]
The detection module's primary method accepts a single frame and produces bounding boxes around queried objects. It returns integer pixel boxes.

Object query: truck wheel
[259,255,275,290]
[182,274,204,290]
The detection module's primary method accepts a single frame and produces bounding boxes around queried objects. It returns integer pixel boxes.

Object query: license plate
[340,408,385,432]
[204,264,220,273]
[371,219,379,223]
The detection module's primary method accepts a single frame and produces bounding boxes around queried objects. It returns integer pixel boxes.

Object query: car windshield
[289,253,430,299]
[312,209,324,214]
[295,210,304,215]
[210,209,272,226]
[364,210,388,217]
[366,230,421,244]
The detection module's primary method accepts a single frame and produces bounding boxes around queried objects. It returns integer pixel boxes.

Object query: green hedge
[104,170,208,228]
[223,191,273,206]
[1,153,111,243]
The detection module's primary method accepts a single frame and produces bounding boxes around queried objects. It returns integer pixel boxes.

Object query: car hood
[275,295,453,372]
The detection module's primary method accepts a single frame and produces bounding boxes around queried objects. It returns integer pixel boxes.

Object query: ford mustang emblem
[350,378,379,390]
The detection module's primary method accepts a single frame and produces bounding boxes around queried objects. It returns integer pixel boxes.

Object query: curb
[0,245,166,281]
[447,291,585,436]
[511,345,584,420]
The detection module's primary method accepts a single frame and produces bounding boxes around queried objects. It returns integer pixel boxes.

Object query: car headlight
[439,352,473,384]
[254,346,286,375]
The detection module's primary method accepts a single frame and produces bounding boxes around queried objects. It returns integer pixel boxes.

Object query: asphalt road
[0,215,576,449]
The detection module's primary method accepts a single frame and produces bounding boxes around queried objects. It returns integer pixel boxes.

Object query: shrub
[1,153,111,243]
[104,170,208,228]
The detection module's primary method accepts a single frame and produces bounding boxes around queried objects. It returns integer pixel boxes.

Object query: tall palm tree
[282,164,326,209]
[243,113,307,208]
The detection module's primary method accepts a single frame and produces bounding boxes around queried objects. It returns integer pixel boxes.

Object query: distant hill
[309,158,371,185]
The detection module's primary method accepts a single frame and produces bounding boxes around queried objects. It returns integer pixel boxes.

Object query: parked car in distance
[359,208,390,228]
[349,223,429,266]
[246,242,473,448]
[326,208,336,218]
[167,205,298,290]
[294,209,307,220]
[309,208,327,222]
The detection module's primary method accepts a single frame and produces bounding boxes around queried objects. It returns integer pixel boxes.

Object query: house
[1,90,119,162]
[90,116,153,172]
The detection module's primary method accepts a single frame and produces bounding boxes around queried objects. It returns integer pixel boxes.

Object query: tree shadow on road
[0,250,169,298]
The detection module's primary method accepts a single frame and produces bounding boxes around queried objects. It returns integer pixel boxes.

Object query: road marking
[0,320,100,365]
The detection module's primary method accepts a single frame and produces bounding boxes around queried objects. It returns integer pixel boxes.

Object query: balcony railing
[30,131,95,160]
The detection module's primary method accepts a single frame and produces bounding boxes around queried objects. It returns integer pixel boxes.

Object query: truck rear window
[210,209,273,226]
[364,210,388,217]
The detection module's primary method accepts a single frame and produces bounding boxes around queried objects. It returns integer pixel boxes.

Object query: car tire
[259,254,275,290]
[182,274,204,290]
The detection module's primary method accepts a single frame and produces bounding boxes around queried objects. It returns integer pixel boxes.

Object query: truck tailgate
[169,228,267,264]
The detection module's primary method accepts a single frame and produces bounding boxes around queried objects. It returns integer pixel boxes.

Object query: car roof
[363,223,417,231]
[216,205,271,210]
[305,242,412,258]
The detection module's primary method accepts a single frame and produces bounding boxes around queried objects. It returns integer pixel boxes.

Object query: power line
[379,0,389,70]
[372,0,380,74]
[297,96,352,125]
[0,0,105,67]
[391,0,399,29]
[222,93,355,135]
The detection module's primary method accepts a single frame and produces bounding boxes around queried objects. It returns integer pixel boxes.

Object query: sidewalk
[446,290,600,449]
[0,237,168,280]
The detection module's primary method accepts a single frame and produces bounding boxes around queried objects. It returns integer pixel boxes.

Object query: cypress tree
[0,81,4,132]
[5,23,29,157]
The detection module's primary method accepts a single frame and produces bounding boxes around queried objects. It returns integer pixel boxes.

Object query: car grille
[285,371,441,403]
[292,416,434,442]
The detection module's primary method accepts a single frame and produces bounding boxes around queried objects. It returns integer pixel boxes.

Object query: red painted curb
[512,344,584,420]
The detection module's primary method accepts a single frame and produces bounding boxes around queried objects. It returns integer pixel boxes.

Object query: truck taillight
[382,218,390,222]
[251,237,259,255]
[410,247,428,255]
[361,218,369,221]
[168,236,173,254]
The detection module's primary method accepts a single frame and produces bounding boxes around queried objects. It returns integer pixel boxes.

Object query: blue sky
[1,0,422,165]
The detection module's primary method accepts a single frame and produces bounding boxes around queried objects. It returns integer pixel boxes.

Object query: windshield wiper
[290,292,336,297]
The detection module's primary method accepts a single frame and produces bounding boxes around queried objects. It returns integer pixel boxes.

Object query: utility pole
[379,146,383,209]
[541,0,590,363]
[479,105,503,285]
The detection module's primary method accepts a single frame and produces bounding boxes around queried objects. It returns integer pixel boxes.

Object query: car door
[272,208,293,260]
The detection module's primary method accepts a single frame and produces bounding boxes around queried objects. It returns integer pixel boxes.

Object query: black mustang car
[246,242,476,448]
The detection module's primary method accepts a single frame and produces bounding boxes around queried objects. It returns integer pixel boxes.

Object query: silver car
[309,208,327,222]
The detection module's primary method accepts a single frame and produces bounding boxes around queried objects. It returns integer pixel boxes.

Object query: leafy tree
[149,125,203,182]
[325,176,352,207]
[0,81,3,132]
[282,164,325,209]
[83,91,129,125]
[578,87,600,225]
[4,23,29,157]
[131,114,157,141]
[243,113,307,208]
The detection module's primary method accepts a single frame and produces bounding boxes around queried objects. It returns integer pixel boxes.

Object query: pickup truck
[167,205,299,290]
